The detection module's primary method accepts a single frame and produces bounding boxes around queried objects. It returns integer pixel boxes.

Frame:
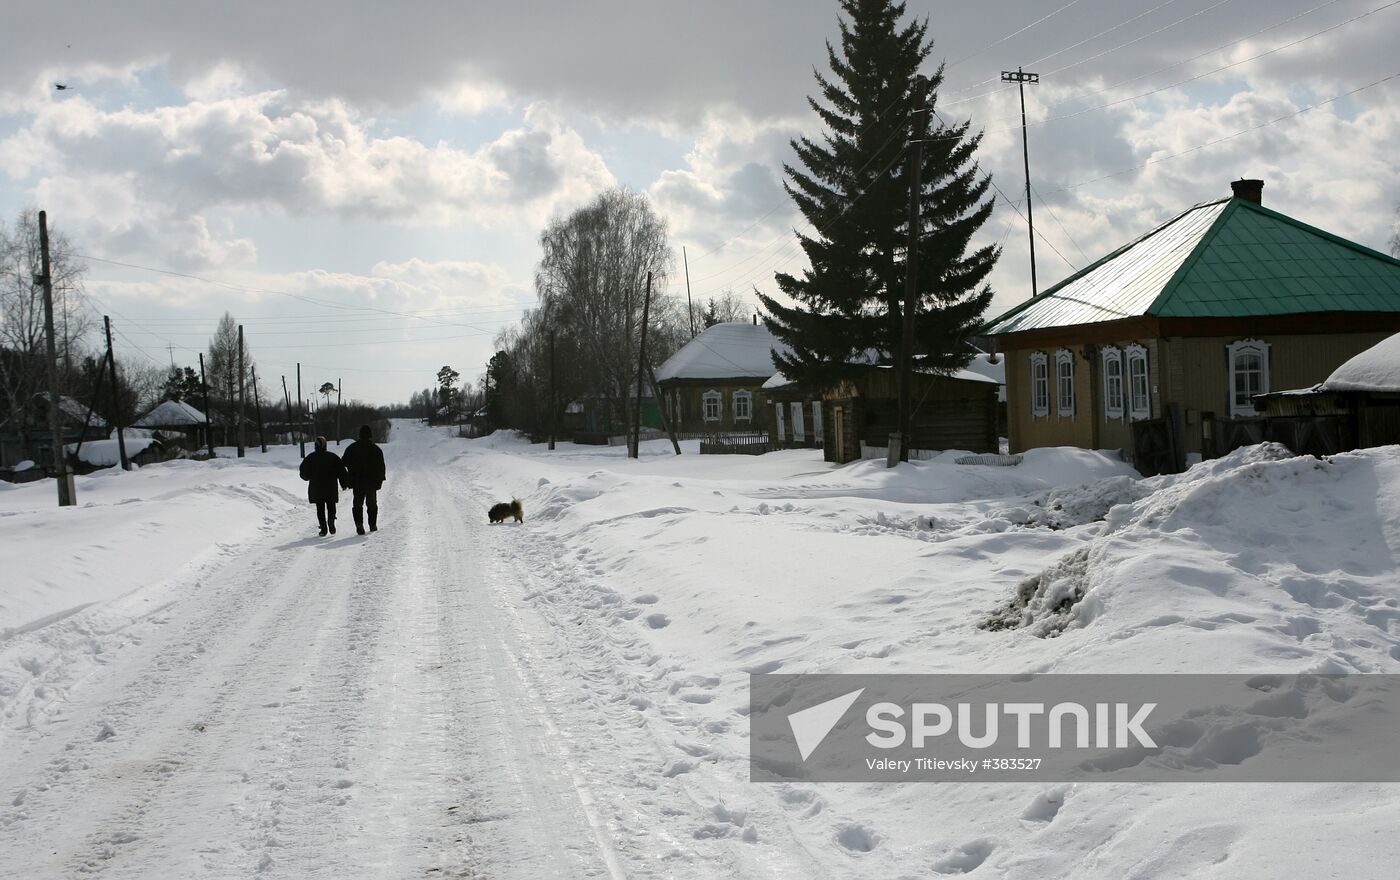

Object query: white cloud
[0,91,616,268]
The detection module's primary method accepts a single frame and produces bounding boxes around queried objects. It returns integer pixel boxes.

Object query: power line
[947,0,1087,68]
[943,0,1198,100]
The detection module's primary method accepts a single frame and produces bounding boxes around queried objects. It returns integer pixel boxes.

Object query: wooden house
[981,180,1400,473]
[0,393,108,471]
[655,321,788,435]
[133,399,210,452]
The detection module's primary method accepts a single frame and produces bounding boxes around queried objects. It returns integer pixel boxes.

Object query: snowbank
[455,434,1400,876]
[0,444,305,638]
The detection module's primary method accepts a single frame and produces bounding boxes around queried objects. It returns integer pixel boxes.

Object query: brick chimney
[1230,178,1264,204]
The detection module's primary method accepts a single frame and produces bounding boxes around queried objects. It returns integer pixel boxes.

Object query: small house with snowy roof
[655,321,789,434]
[981,179,1400,473]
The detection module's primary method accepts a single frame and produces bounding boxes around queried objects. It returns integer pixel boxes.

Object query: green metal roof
[983,197,1400,334]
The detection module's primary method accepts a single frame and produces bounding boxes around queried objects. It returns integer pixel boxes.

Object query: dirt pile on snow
[983,443,1400,653]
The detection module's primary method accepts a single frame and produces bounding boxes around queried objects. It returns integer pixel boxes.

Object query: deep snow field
[3,423,1400,877]
[462,432,1400,877]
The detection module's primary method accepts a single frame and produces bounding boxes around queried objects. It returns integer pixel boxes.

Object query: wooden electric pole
[683,247,696,338]
[295,363,305,457]
[631,272,653,459]
[645,359,681,455]
[1001,67,1040,298]
[199,352,214,457]
[236,324,246,458]
[38,212,75,505]
[103,316,130,470]
[251,367,267,452]
[281,375,294,447]
[548,330,557,450]
[335,379,342,445]
[893,74,930,468]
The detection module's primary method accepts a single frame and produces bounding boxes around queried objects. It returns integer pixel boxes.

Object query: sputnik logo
[788,688,864,761]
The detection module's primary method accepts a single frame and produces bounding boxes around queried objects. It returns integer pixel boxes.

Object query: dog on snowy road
[488,499,524,524]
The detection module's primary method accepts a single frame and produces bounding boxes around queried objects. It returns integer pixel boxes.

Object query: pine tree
[758,0,998,388]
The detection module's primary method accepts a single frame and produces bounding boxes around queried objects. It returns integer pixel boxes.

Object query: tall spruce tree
[758,0,997,389]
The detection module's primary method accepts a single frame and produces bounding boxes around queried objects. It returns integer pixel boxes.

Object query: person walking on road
[342,423,386,535]
[299,436,347,536]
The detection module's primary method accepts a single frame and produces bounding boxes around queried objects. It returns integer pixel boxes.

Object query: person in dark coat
[341,424,386,535]
[299,436,347,536]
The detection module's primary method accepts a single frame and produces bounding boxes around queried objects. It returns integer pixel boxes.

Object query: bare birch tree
[0,208,90,450]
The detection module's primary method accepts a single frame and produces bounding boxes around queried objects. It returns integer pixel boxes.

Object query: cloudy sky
[2,0,1398,404]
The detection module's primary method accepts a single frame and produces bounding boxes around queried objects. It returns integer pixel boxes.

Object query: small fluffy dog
[488,499,524,524]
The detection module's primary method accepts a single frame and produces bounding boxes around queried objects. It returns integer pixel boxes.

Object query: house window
[1227,339,1269,417]
[775,401,785,439]
[702,390,722,422]
[671,391,682,427]
[810,400,823,443]
[1030,352,1049,417]
[733,390,752,421]
[1055,349,1075,417]
[1101,346,1124,420]
[791,401,805,441]
[1125,344,1150,421]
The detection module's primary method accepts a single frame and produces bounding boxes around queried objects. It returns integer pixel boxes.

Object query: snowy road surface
[6,421,1400,878]
[0,424,817,879]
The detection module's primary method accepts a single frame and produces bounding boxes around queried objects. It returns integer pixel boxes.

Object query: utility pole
[631,272,653,459]
[892,74,929,468]
[645,359,681,455]
[38,212,75,506]
[548,330,557,451]
[281,375,293,447]
[236,324,246,458]
[199,352,214,457]
[103,316,130,470]
[683,246,696,338]
[1001,66,1040,299]
[251,368,267,452]
[295,363,305,457]
[335,379,342,446]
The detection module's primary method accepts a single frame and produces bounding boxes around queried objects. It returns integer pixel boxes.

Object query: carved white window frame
[1227,339,1270,417]
[1125,343,1151,421]
[732,390,752,422]
[1055,348,1076,418]
[702,390,722,422]
[1030,352,1049,417]
[1101,345,1124,420]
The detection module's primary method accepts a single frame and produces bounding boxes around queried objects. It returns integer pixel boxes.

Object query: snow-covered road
[8,421,1400,878]
[0,423,770,879]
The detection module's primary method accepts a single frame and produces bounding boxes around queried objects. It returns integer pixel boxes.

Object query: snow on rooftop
[1323,332,1400,393]
[760,371,791,390]
[134,399,207,427]
[655,322,789,382]
[65,437,157,467]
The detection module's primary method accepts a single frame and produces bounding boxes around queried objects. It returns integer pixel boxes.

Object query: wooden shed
[820,365,1000,464]
[1251,331,1400,455]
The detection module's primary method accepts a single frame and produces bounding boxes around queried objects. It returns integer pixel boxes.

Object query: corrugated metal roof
[983,200,1227,334]
[982,196,1400,334]
[1155,203,1400,317]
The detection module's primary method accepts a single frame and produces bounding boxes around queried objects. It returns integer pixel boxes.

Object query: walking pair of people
[298,425,386,536]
